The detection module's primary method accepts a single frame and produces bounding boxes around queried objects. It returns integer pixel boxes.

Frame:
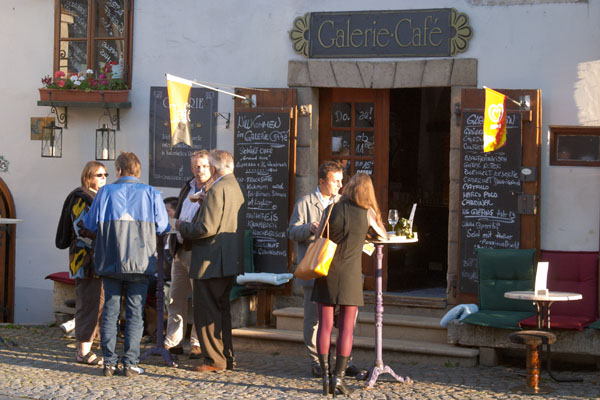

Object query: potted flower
[39,61,129,103]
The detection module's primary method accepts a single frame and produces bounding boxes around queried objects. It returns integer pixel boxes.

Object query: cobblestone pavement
[0,325,599,399]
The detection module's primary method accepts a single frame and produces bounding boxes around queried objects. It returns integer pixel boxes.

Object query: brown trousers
[75,277,104,343]
[193,276,235,369]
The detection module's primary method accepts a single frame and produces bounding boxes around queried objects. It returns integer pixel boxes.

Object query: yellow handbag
[293,204,337,280]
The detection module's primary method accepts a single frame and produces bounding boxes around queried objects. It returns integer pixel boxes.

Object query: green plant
[395,218,415,238]
[41,61,128,91]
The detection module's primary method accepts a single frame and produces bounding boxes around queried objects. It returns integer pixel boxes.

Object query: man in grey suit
[176,150,245,372]
[287,161,343,376]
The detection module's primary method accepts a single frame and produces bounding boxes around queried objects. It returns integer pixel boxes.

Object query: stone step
[362,292,448,317]
[232,327,479,367]
[273,307,447,344]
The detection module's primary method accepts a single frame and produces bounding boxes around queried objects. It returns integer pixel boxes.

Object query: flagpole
[166,74,250,102]
[483,86,524,107]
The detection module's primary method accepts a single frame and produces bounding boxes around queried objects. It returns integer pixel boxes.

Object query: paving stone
[0,325,599,399]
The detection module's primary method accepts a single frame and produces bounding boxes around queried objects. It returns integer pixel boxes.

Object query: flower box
[38,88,129,103]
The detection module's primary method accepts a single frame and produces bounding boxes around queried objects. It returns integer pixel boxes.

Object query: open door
[0,177,16,322]
[456,88,541,304]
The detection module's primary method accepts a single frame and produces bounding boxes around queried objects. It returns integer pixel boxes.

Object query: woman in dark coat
[311,173,386,396]
[55,161,107,365]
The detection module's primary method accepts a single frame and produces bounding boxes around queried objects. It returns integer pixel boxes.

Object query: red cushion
[44,271,75,285]
[541,250,598,320]
[520,315,596,331]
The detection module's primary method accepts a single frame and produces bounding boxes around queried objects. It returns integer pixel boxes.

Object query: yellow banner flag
[166,74,192,147]
[483,88,507,152]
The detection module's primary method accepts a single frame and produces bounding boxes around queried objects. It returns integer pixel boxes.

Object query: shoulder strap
[317,201,336,239]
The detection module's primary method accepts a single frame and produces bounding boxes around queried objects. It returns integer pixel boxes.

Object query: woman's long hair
[80,161,106,189]
[341,173,384,227]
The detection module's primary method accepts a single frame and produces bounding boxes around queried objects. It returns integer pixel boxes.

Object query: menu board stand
[458,110,523,294]
[149,87,217,188]
[234,109,292,274]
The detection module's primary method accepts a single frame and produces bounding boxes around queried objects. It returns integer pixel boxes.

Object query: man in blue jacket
[84,151,170,377]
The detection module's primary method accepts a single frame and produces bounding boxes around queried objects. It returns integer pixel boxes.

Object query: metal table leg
[365,244,411,388]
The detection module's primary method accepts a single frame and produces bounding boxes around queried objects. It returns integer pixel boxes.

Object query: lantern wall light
[41,121,62,158]
[96,123,116,160]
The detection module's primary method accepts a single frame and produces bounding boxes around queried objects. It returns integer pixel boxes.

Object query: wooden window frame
[549,126,600,167]
[53,0,134,86]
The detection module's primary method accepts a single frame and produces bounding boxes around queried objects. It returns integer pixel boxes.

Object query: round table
[504,291,582,330]
[365,234,418,388]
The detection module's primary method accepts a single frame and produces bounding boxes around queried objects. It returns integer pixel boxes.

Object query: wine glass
[387,209,399,234]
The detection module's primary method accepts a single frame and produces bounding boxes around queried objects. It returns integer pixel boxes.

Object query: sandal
[76,351,103,365]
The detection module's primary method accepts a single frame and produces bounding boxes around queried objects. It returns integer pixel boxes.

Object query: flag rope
[166,74,257,102]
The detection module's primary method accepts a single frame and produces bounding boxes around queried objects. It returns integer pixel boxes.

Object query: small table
[504,290,583,383]
[365,235,417,388]
[504,291,582,330]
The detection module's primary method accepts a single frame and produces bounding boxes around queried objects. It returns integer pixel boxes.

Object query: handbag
[293,203,337,280]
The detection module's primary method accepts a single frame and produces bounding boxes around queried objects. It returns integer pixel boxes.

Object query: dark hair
[80,161,106,188]
[163,196,178,209]
[115,151,141,178]
[318,161,342,181]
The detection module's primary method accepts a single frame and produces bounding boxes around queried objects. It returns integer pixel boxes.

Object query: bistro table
[504,290,583,383]
[504,291,582,330]
[365,233,418,388]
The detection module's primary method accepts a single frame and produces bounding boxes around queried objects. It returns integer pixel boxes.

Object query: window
[54,0,133,86]
[550,126,600,167]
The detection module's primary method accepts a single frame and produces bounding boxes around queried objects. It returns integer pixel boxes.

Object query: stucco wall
[1,0,598,322]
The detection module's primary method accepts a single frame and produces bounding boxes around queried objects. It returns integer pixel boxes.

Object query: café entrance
[319,87,450,295]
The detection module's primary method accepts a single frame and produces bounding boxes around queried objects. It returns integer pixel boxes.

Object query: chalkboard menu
[234,110,291,274]
[458,111,522,294]
[149,87,217,188]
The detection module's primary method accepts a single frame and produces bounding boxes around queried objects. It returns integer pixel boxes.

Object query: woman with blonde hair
[311,173,386,396]
[56,161,108,365]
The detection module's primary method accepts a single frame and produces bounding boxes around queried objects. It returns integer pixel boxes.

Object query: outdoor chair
[520,250,598,330]
[462,248,536,330]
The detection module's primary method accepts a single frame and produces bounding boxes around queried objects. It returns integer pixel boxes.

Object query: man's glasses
[95,173,109,178]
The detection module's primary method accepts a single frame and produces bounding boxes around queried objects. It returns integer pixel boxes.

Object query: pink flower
[54,70,65,79]
[58,80,65,88]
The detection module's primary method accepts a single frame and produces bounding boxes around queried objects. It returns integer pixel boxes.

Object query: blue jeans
[101,275,149,367]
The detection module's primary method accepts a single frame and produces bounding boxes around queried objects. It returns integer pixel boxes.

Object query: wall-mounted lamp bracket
[214,112,231,129]
[105,107,121,130]
[49,105,68,129]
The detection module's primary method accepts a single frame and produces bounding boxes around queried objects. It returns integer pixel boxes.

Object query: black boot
[332,355,354,397]
[317,354,330,396]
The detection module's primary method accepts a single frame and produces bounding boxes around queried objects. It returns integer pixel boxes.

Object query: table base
[365,364,412,388]
[140,346,178,368]
[511,384,553,394]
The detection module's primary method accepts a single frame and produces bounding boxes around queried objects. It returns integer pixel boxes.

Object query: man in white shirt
[163,150,212,358]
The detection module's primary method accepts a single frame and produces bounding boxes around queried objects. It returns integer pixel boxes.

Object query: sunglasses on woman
[95,173,109,178]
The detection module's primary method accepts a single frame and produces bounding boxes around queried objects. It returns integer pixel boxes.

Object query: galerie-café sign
[290,9,473,58]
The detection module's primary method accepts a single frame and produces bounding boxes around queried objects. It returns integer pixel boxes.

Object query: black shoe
[345,363,367,378]
[103,364,117,377]
[165,345,184,355]
[311,364,322,377]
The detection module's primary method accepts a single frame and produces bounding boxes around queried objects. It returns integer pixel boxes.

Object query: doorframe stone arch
[287,58,478,304]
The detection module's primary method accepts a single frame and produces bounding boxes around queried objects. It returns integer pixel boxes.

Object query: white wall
[1,0,598,322]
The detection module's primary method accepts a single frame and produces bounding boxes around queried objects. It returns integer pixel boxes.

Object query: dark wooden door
[0,177,16,322]
[319,88,390,290]
[457,88,541,304]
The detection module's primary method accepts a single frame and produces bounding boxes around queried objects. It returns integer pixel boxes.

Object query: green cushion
[477,248,536,312]
[588,319,600,329]
[462,310,536,330]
